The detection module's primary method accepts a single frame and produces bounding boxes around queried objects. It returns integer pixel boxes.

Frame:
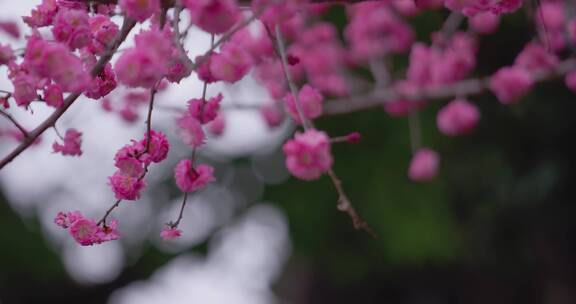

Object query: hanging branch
[275,24,377,238]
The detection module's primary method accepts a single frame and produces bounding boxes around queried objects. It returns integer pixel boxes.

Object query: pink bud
[408,148,440,182]
[489,66,533,105]
[436,99,480,136]
[346,132,362,144]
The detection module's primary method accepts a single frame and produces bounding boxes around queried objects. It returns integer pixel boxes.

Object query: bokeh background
[3,0,576,303]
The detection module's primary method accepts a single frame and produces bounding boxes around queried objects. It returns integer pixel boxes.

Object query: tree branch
[324,59,576,116]
[0,18,137,170]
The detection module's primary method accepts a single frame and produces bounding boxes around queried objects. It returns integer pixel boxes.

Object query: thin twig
[327,170,377,238]
[191,9,264,70]
[0,18,137,170]
[0,109,29,138]
[97,199,122,226]
[170,192,188,228]
[144,85,158,153]
[274,25,312,129]
[274,23,376,237]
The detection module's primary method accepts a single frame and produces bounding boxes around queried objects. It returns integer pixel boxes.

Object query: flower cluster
[54,211,119,246]
[109,130,169,200]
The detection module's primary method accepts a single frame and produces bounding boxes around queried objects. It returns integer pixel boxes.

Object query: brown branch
[0,109,29,138]
[97,199,122,226]
[170,192,188,228]
[324,59,576,116]
[327,169,377,238]
[0,18,137,170]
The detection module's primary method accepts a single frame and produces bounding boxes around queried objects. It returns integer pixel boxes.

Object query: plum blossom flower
[436,99,480,136]
[408,148,440,182]
[260,104,284,128]
[207,113,226,136]
[284,85,323,124]
[119,0,160,22]
[174,160,215,193]
[23,0,58,28]
[177,115,205,148]
[138,130,170,164]
[0,44,14,65]
[55,211,119,246]
[44,83,64,108]
[489,66,533,104]
[187,94,223,124]
[184,0,240,34]
[52,128,83,156]
[160,227,182,240]
[89,14,119,55]
[283,129,333,180]
[51,8,91,50]
[209,44,252,83]
[108,171,147,200]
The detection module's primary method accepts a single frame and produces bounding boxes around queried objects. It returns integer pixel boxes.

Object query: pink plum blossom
[207,113,226,136]
[469,12,500,34]
[209,44,252,83]
[160,227,182,240]
[284,85,324,124]
[52,8,91,50]
[187,94,223,124]
[283,129,333,181]
[185,0,240,34]
[44,83,64,108]
[177,115,205,148]
[119,0,160,22]
[174,160,215,193]
[52,129,82,156]
[260,104,285,128]
[489,66,533,104]
[408,148,440,182]
[108,171,146,200]
[436,99,481,136]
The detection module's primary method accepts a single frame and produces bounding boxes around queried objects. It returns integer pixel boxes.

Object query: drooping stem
[274,25,312,130]
[171,192,189,228]
[327,169,377,238]
[144,85,158,153]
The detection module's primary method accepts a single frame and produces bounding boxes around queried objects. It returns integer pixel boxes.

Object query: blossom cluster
[0,0,575,245]
[54,211,119,246]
